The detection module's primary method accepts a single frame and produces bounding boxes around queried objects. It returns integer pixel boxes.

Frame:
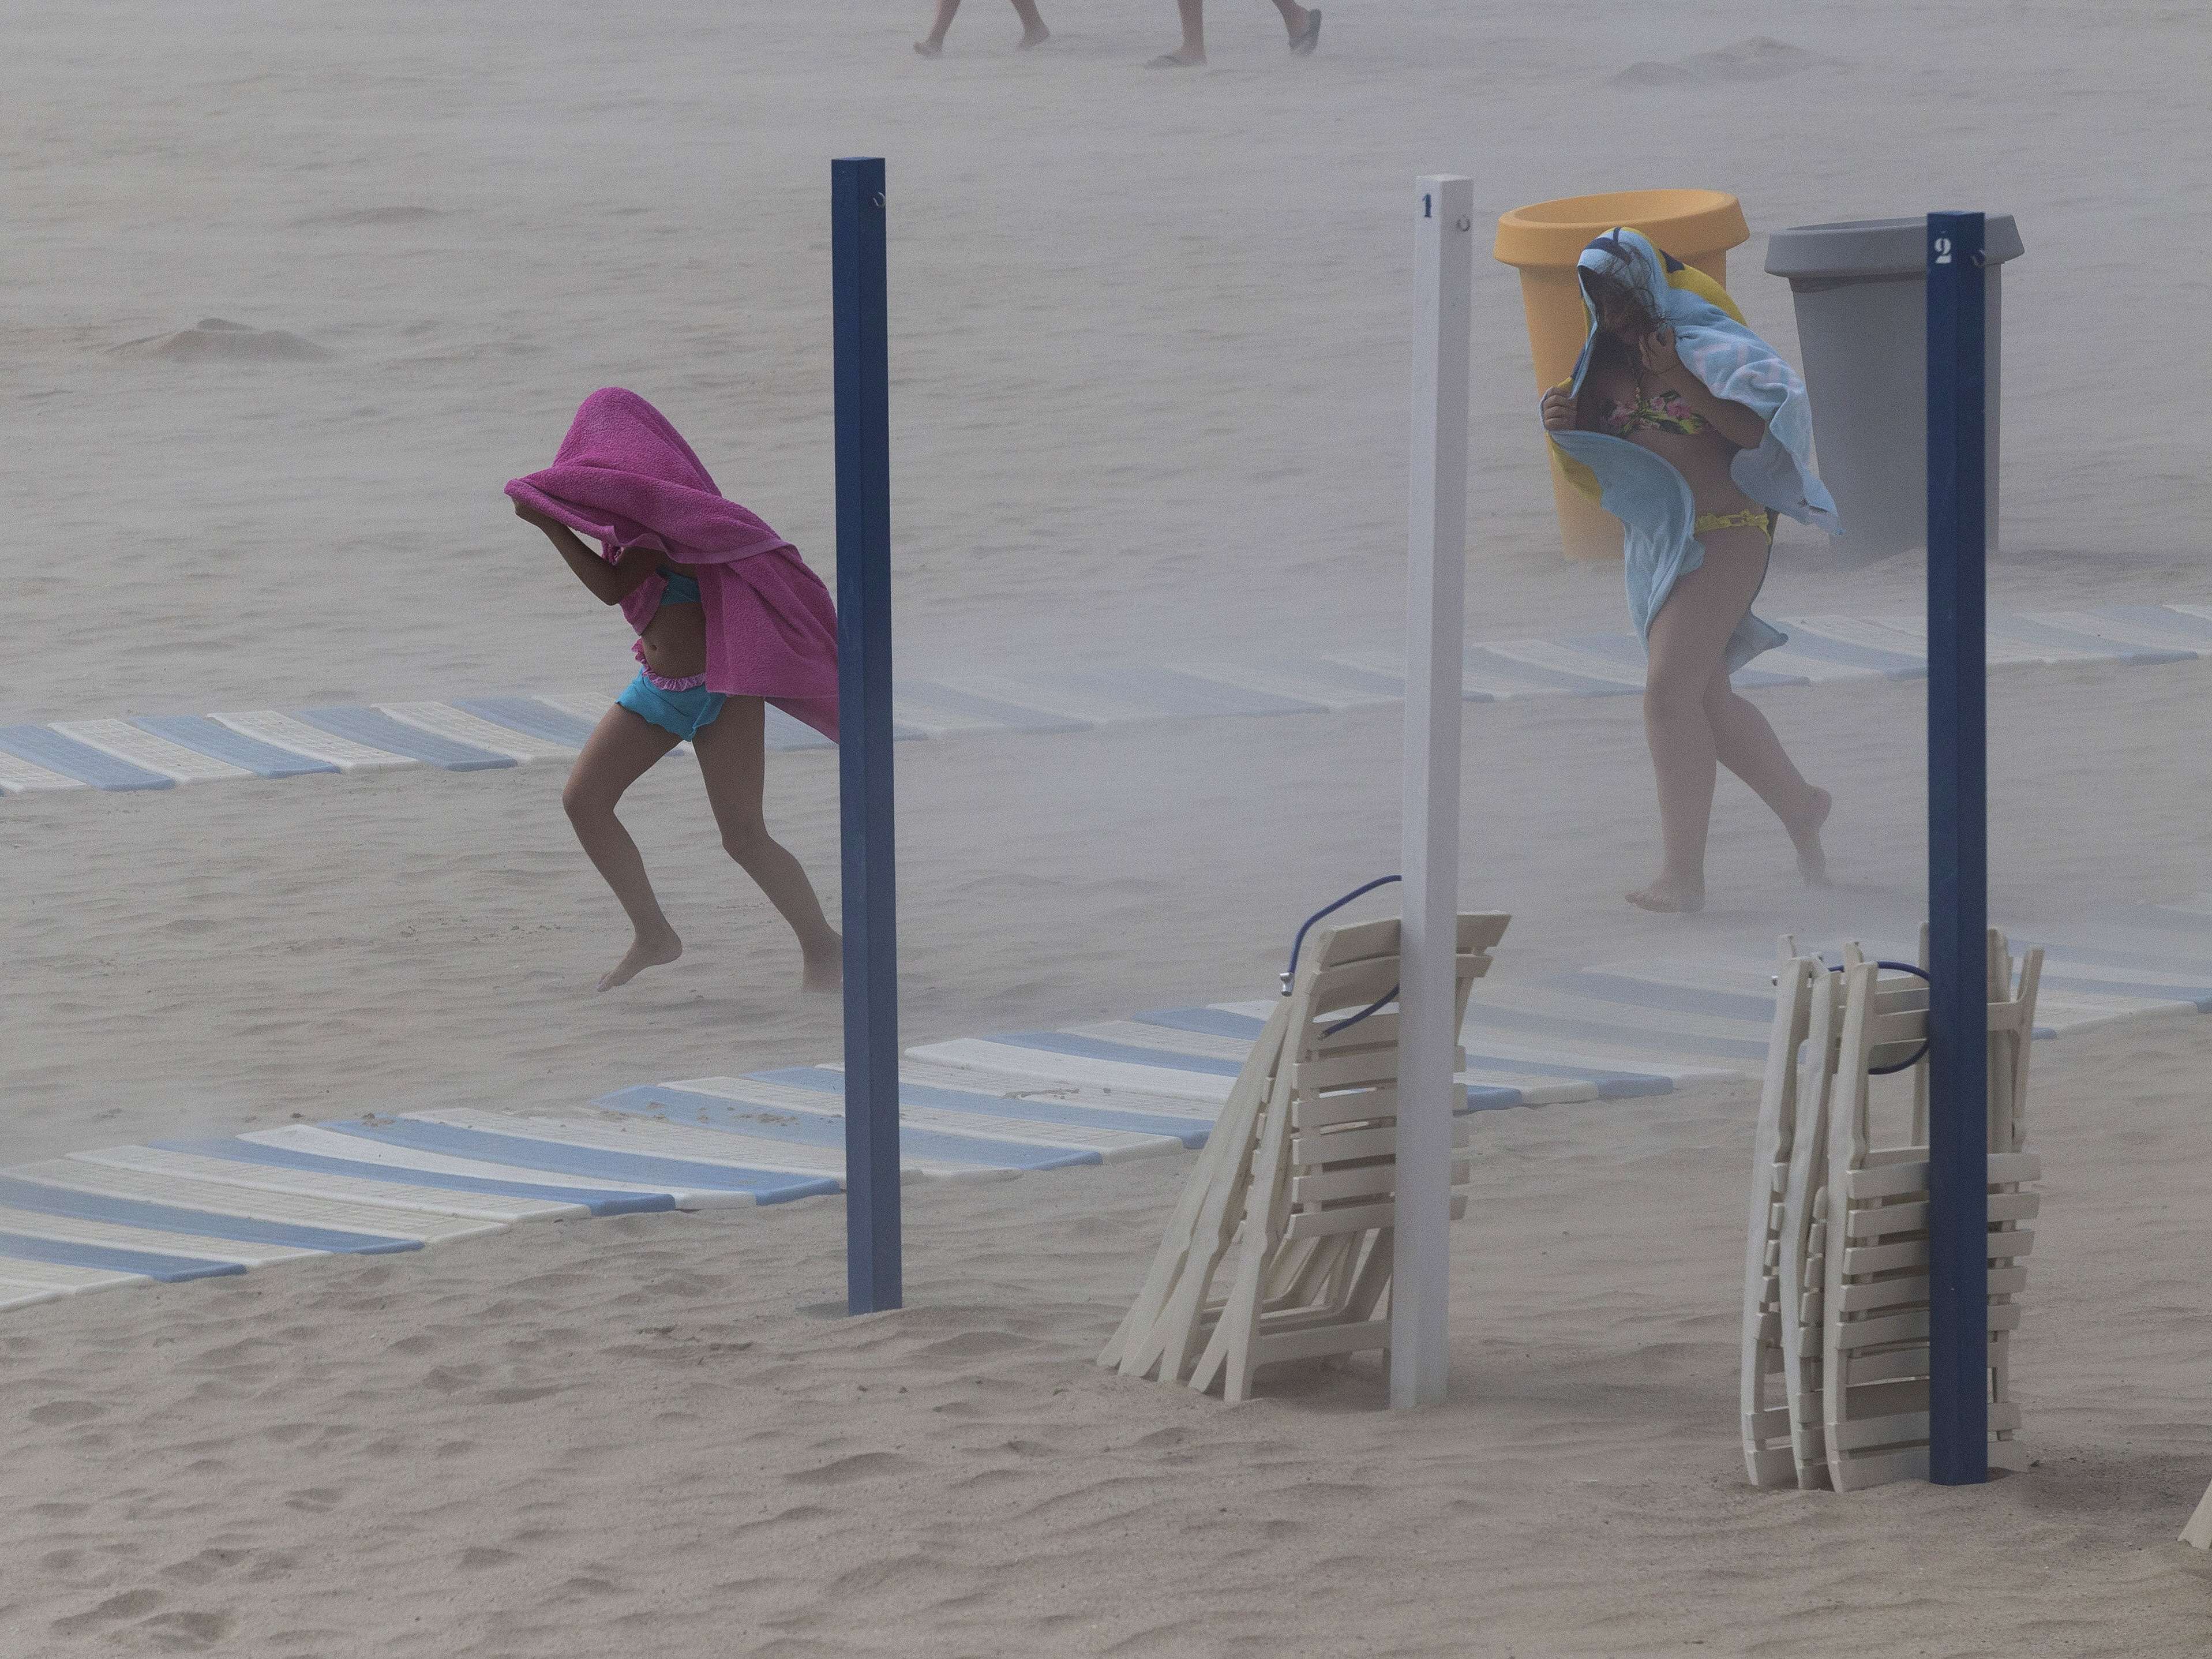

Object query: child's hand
[1540,386,1578,432]
[1637,324,1682,376]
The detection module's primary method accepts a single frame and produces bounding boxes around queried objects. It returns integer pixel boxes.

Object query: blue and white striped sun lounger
[747,1066,1201,1156]
[915,672,1183,729]
[0,1172,425,1259]
[0,1229,244,1284]
[1986,614,2192,666]
[1176,660,1402,714]
[2093,605,2212,646]
[73,1144,554,1226]
[1764,619,1927,680]
[0,725,173,791]
[667,1073,1134,1166]
[1474,641,1646,696]
[294,707,514,770]
[453,698,601,748]
[159,1133,677,1218]
[0,1254,153,1310]
[594,1083,1097,1175]
[2020,610,2212,657]
[892,680,1088,736]
[130,714,340,778]
[50,720,258,785]
[0,744,91,795]
[907,1032,1243,1104]
[309,1115,827,1204]
[210,710,421,773]
[13,1159,503,1248]
[376,703,575,764]
[1026,666,1325,722]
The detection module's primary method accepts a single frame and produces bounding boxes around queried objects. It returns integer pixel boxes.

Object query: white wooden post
[1392,174,1474,1410]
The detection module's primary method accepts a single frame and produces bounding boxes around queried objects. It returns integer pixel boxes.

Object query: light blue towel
[1546,227,1840,672]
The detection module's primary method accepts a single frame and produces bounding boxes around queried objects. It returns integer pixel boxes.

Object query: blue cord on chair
[1825,958,1932,1076]
[1281,875,1403,1038]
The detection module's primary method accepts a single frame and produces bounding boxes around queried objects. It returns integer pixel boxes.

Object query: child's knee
[562,775,613,821]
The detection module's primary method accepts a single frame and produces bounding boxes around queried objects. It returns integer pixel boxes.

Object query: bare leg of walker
[692,698,844,993]
[1012,0,1050,45]
[564,706,685,991]
[917,0,958,54]
[1632,530,1779,913]
[1270,1,1316,46]
[1705,676,1831,882]
[1153,0,1205,65]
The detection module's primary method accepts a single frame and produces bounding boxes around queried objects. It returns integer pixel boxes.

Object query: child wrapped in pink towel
[507,388,842,994]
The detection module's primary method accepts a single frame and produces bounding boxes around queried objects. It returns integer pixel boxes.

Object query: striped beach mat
[12,602,2212,797]
[13,894,2212,1318]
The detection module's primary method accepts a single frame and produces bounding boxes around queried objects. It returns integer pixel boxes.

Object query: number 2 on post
[1934,236,1953,265]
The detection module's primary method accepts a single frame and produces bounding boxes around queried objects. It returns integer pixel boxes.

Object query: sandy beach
[6,0,2212,1651]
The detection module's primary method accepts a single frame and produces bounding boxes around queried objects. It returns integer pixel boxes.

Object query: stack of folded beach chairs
[1741,928,2044,1491]
[1103,912,1508,1403]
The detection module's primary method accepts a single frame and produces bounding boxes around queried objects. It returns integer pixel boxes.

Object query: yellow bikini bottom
[1694,506,1774,541]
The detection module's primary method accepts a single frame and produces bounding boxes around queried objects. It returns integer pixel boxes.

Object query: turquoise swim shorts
[617,671,727,742]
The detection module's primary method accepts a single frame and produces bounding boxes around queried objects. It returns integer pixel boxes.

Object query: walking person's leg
[1011,0,1049,46]
[1152,0,1208,66]
[691,697,844,993]
[1704,677,1832,882]
[920,0,1047,54]
[917,0,960,55]
[1631,530,1776,912]
[564,705,684,990]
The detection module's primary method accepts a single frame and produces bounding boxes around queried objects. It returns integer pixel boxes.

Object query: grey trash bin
[1765,215,2024,560]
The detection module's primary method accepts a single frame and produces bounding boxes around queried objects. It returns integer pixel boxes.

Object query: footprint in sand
[108,318,332,363]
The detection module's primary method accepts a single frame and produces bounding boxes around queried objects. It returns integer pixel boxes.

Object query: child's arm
[514,501,662,605]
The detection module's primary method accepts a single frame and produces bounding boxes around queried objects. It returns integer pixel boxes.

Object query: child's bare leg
[692,698,843,993]
[563,706,684,991]
[1631,531,1774,912]
[1151,0,1205,64]
[917,0,959,54]
[1270,1,1313,39]
[1705,675,1831,883]
[1013,0,1049,46]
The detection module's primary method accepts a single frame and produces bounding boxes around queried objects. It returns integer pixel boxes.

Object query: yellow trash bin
[1494,189,1750,561]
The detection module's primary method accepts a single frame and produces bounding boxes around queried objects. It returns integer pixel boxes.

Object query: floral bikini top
[1599,384,1709,439]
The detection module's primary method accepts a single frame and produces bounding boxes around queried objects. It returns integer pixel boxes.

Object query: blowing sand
[5,0,2211,1653]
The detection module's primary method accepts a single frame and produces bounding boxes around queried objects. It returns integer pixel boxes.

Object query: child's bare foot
[1787,786,1833,886]
[1019,23,1050,46]
[1148,49,1204,66]
[802,935,843,994]
[914,38,944,57]
[1626,875,1706,914]
[598,927,681,993]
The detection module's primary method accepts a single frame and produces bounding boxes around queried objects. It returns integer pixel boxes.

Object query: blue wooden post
[1925,209,1988,1484]
[833,156,901,1315]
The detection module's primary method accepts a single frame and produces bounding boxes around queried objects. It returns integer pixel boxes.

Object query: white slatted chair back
[1742,947,1823,1487]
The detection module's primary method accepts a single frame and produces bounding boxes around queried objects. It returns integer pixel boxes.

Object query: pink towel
[506,388,839,741]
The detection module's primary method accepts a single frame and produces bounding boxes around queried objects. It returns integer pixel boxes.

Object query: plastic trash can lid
[1764,214,2023,281]
[1493,189,1748,268]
